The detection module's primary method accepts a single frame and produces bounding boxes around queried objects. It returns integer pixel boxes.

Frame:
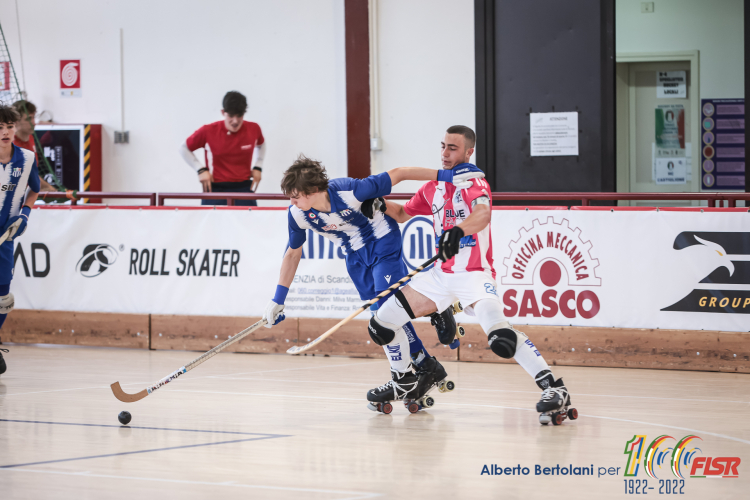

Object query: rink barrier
[33,191,750,207]
[2,311,748,373]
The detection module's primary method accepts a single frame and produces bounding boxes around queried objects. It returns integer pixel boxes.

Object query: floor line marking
[197,377,750,405]
[0,419,288,437]
[165,389,750,446]
[0,468,382,499]
[0,435,285,469]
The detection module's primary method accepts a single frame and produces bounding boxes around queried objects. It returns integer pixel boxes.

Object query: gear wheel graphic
[501,216,601,286]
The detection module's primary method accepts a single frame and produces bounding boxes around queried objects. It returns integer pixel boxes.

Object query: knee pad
[430,307,458,345]
[487,328,517,359]
[0,293,14,315]
[368,315,396,346]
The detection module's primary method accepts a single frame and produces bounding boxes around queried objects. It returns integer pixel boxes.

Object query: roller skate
[536,377,577,425]
[412,356,455,411]
[0,348,7,375]
[366,368,419,414]
[428,300,465,348]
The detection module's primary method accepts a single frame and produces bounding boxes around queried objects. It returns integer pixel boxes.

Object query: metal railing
[34,191,750,208]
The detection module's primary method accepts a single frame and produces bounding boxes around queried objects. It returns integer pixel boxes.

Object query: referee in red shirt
[179,91,265,206]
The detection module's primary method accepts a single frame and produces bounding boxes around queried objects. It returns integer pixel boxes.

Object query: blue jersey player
[0,104,41,376]
[263,155,483,410]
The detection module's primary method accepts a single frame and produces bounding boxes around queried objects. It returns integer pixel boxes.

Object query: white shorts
[407,268,500,315]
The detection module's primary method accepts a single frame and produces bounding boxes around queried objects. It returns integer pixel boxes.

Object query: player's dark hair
[0,103,20,125]
[222,91,247,116]
[281,155,330,196]
[446,125,476,149]
[12,100,36,117]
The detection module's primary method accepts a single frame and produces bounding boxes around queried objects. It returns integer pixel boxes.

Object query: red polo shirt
[186,120,264,183]
[14,135,38,163]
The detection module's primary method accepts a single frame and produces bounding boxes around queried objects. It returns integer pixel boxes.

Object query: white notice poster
[529,112,579,156]
[654,157,687,184]
[657,71,686,98]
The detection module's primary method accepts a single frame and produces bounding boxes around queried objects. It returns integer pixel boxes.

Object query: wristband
[252,166,263,172]
[273,284,289,304]
[436,169,453,183]
[21,206,31,218]
[197,167,209,175]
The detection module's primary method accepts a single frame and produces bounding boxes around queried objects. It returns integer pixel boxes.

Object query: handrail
[38,191,157,206]
[32,191,750,208]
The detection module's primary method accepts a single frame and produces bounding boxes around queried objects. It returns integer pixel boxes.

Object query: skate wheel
[382,403,393,414]
[539,414,551,425]
[421,396,435,408]
[567,408,578,420]
[551,413,564,425]
[456,326,465,338]
[367,403,378,412]
[452,300,464,314]
[444,380,455,392]
[407,402,419,414]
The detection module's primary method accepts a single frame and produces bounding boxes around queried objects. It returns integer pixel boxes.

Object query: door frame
[615,50,701,194]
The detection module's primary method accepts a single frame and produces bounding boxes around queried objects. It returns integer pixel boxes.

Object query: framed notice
[529,112,579,156]
[701,99,744,190]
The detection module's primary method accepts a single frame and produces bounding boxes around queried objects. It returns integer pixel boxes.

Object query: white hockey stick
[286,255,439,355]
[110,318,268,403]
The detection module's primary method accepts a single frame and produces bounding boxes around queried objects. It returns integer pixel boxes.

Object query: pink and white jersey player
[363,125,576,424]
[403,170,495,278]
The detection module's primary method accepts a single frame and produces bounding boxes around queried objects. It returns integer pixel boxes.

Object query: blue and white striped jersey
[0,145,40,227]
[288,173,401,263]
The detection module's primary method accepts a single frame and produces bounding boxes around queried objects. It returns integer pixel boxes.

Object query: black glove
[361,197,386,219]
[438,226,465,262]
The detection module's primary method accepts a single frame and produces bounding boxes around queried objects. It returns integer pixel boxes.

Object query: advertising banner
[11,207,750,332]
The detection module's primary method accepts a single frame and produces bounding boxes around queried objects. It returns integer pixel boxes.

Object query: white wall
[372,0,476,194]
[1,0,476,200]
[616,0,744,99]
[0,0,348,202]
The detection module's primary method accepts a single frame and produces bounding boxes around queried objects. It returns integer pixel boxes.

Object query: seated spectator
[179,91,265,206]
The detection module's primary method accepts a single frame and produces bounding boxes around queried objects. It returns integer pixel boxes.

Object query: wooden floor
[1,345,748,499]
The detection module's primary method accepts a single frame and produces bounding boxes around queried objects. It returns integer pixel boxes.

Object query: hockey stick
[286,255,439,355]
[110,318,268,403]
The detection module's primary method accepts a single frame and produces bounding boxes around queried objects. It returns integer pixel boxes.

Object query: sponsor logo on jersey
[660,232,750,315]
[401,216,436,271]
[1,183,17,192]
[339,209,352,217]
[322,224,337,231]
[501,217,601,320]
[240,144,254,150]
[385,275,392,283]
[76,244,118,278]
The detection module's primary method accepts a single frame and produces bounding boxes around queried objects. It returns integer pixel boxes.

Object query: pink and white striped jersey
[404,177,495,278]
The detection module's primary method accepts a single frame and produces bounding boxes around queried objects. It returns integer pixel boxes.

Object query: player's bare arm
[278,245,303,288]
[383,200,411,223]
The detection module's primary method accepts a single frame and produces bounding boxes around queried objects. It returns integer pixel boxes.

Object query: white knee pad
[0,293,14,315]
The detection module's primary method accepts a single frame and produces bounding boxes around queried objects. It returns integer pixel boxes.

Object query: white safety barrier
[11,207,750,332]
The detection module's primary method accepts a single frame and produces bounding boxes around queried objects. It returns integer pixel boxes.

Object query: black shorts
[202,180,257,206]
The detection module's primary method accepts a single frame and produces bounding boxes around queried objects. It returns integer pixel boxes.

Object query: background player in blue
[0,104,41,376]
[263,155,483,407]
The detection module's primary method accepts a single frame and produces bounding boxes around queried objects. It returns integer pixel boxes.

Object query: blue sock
[403,322,430,367]
[0,283,8,330]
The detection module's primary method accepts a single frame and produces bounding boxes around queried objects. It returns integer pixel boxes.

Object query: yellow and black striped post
[83,124,91,203]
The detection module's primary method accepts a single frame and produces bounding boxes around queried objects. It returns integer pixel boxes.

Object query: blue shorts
[345,247,408,301]
[0,240,13,285]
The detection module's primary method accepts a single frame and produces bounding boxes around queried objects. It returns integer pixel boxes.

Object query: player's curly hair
[0,103,20,125]
[281,155,330,196]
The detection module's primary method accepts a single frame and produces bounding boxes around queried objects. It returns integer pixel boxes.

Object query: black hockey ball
[118,411,132,425]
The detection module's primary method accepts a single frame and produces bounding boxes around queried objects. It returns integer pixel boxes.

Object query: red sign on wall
[60,60,81,97]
